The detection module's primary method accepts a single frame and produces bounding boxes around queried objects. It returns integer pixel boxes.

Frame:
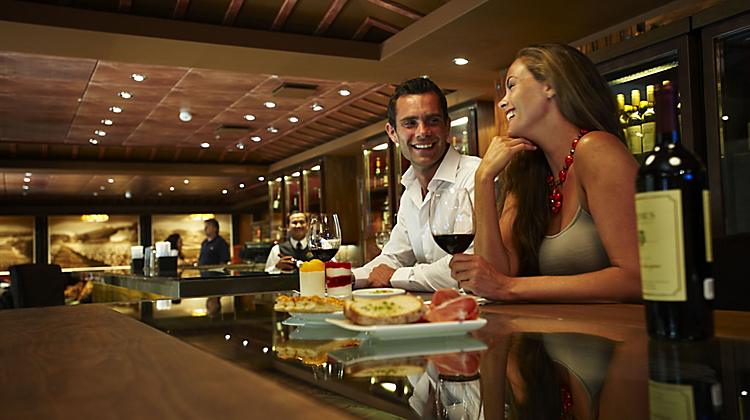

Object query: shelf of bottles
[608,57,680,163]
[362,139,394,262]
[302,162,323,214]
[448,105,479,156]
[268,177,286,243]
[712,25,750,235]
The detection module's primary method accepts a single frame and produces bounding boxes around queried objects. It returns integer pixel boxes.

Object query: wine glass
[430,187,475,255]
[308,213,341,262]
[375,228,391,250]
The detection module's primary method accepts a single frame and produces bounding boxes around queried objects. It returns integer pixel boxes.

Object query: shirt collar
[290,237,307,248]
[400,146,461,188]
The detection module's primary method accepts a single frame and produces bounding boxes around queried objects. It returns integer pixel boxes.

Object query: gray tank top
[538,206,610,275]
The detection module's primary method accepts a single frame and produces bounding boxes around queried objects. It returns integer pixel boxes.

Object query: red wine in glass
[430,187,475,254]
[308,213,341,262]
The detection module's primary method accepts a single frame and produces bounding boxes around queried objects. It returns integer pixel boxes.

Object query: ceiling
[0,0,681,210]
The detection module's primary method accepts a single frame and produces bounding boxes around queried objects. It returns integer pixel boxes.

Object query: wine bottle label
[641,121,656,152]
[626,126,643,154]
[704,278,715,300]
[648,380,696,420]
[702,190,713,263]
[636,190,686,301]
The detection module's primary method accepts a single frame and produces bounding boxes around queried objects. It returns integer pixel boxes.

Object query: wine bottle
[641,99,656,153]
[627,89,643,154]
[616,93,628,140]
[374,157,382,189]
[648,339,723,419]
[635,82,714,340]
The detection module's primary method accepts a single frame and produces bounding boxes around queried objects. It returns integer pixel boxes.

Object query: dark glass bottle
[635,82,714,340]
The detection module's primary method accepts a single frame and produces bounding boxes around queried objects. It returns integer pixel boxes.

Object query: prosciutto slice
[431,288,461,306]
[424,295,479,322]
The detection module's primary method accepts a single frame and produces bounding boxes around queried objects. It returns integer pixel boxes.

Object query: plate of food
[326,289,487,340]
[352,287,406,299]
[275,294,346,326]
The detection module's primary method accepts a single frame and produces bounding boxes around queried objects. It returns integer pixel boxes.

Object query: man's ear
[385,122,398,143]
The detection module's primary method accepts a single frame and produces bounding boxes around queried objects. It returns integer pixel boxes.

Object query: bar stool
[9,263,66,308]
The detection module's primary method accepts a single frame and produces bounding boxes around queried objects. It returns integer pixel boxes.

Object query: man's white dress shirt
[352,147,480,291]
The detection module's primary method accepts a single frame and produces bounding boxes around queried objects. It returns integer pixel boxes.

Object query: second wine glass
[430,187,475,254]
[308,213,341,262]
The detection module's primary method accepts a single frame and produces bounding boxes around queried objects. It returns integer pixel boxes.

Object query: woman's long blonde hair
[501,43,622,276]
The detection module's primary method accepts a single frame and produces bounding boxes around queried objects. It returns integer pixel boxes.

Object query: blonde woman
[450,44,640,302]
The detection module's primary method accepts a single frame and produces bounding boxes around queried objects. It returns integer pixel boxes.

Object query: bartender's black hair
[204,218,220,232]
[387,77,449,127]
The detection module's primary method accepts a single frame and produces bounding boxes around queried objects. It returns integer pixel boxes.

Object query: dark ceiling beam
[353,17,400,41]
[173,0,190,19]
[117,0,132,13]
[315,0,347,35]
[0,159,268,177]
[222,0,245,26]
[271,0,298,31]
[366,0,423,20]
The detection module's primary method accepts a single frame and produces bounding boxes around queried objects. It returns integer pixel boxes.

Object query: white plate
[285,311,344,326]
[352,288,406,299]
[325,318,487,340]
[328,335,487,365]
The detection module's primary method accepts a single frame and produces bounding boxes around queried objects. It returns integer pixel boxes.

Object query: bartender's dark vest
[278,240,314,262]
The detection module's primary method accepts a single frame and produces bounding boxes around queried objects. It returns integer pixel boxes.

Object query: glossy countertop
[103,294,750,419]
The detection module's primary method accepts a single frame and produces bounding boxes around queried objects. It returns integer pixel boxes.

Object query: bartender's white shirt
[352,147,480,291]
[264,237,308,274]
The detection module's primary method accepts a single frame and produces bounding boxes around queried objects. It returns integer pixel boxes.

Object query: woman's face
[500,59,553,139]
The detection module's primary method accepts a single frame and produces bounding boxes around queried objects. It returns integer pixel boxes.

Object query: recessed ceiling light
[452,57,469,66]
[267,126,279,133]
[109,106,122,113]
[244,114,256,121]
[25,172,32,177]
[311,103,324,112]
[275,177,282,182]
[292,171,301,177]
[200,142,210,149]
[169,186,175,192]
[722,115,730,121]
[179,110,193,122]
[258,176,265,182]
[311,165,321,171]
[124,191,132,199]
[239,183,245,189]
[183,179,190,184]
[157,192,163,197]
[221,189,228,195]
[117,91,133,99]
[89,138,99,145]
[23,177,31,183]
[288,116,300,123]
[236,142,245,150]
[263,101,276,109]
[338,88,351,96]
[107,178,115,184]
[94,130,106,136]
[99,186,106,191]
[250,136,262,142]
[22,185,29,190]
[271,75,279,79]
[373,143,389,151]
[101,119,113,126]
[131,73,146,82]
[92,191,98,196]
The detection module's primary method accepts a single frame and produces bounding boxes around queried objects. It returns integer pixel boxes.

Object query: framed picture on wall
[0,216,35,271]
[151,214,232,265]
[48,215,140,269]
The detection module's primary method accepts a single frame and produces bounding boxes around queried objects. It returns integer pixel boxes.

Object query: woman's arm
[454,132,642,303]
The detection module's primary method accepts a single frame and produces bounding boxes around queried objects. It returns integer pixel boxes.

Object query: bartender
[265,211,313,273]
[198,218,230,265]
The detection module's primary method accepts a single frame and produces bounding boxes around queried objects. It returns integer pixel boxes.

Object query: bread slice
[344,295,426,325]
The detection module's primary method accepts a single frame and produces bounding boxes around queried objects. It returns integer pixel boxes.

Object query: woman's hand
[476,136,536,182]
[450,254,515,301]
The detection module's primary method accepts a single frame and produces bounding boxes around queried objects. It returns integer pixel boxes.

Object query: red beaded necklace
[545,129,588,215]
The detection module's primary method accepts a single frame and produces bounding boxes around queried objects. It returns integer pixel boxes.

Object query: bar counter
[2,295,749,419]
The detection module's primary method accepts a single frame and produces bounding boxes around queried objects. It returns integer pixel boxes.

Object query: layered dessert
[299,259,326,297]
[325,261,353,298]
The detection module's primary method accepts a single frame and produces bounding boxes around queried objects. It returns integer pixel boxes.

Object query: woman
[164,233,185,261]
[450,44,640,302]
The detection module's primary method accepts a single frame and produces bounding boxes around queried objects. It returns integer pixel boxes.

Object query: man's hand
[368,264,396,287]
[275,255,296,271]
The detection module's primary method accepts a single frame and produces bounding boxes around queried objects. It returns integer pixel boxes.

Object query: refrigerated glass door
[606,57,680,162]
[714,27,750,235]
[269,178,285,242]
[362,140,392,262]
[303,162,322,214]
[448,105,478,155]
[284,173,302,215]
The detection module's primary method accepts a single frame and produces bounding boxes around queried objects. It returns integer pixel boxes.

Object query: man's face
[288,213,308,241]
[386,92,450,173]
[204,222,217,237]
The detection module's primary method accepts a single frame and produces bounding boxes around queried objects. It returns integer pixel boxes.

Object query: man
[198,218,230,265]
[265,211,313,273]
[352,77,481,291]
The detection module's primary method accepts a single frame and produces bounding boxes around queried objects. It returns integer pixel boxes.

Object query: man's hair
[387,77,449,127]
[204,218,220,232]
[288,210,307,222]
